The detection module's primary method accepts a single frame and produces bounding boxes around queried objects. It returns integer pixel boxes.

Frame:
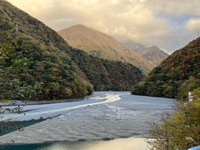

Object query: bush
[148,88,200,150]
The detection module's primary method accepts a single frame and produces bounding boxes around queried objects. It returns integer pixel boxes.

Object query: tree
[0,43,42,137]
[0,43,43,100]
[148,88,200,150]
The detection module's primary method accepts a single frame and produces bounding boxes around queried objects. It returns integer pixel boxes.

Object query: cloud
[144,0,200,17]
[7,0,200,53]
[186,18,200,33]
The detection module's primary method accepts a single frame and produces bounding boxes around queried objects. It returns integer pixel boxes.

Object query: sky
[7,0,200,54]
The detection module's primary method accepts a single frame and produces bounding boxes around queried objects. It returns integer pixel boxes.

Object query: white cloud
[186,18,200,33]
[144,0,200,17]
[7,0,200,53]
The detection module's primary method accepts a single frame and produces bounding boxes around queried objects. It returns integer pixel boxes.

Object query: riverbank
[0,97,86,106]
[0,91,176,150]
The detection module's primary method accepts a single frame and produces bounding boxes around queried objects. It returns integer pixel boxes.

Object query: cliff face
[58,24,154,74]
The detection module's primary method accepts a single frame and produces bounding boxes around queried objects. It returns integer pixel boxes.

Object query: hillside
[58,25,154,74]
[122,40,169,66]
[131,37,200,99]
[0,0,93,100]
[70,49,143,91]
[0,0,144,100]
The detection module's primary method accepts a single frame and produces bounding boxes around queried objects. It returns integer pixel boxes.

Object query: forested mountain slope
[58,24,154,74]
[0,0,144,100]
[131,37,200,99]
[0,0,93,100]
[70,49,143,91]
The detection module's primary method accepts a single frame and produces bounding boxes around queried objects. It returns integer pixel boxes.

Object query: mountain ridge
[131,37,200,99]
[141,46,169,66]
[122,40,169,66]
[58,24,154,74]
[0,0,144,100]
[0,0,93,99]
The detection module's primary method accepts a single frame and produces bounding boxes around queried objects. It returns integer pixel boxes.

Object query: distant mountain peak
[122,40,169,66]
[0,1,144,99]
[150,45,159,49]
[58,24,154,74]
[131,37,200,98]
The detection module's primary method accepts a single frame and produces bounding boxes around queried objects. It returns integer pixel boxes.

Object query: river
[0,91,176,150]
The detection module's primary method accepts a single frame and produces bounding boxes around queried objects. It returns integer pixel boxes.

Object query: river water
[0,91,176,150]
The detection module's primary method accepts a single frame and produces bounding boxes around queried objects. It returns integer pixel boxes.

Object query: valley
[0,0,200,150]
[0,91,176,150]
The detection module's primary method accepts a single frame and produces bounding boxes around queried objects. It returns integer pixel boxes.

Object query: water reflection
[2,138,148,150]
[0,92,175,150]
[40,138,148,150]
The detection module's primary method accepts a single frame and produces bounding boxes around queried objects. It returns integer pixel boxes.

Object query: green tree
[148,88,200,150]
[0,44,43,138]
[0,44,43,100]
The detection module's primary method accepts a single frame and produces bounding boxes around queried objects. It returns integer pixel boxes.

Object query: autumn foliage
[0,0,143,100]
[131,37,200,99]
[148,88,200,150]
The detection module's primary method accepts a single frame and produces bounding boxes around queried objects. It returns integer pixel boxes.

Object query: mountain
[141,46,169,66]
[58,24,154,74]
[70,50,143,91]
[122,40,169,66]
[0,0,93,100]
[121,40,146,55]
[131,37,200,99]
[0,0,144,100]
